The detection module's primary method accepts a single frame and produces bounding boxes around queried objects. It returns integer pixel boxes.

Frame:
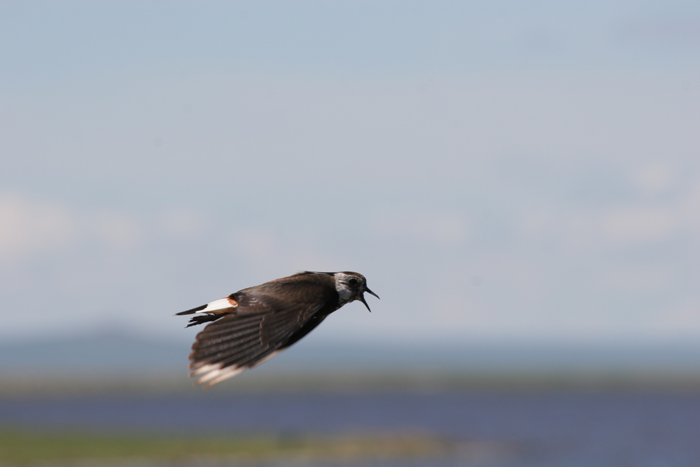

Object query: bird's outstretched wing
[186,277,336,388]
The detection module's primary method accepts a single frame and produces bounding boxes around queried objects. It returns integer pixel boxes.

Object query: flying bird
[177,271,379,388]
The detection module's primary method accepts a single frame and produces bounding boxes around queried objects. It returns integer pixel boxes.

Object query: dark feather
[189,304,308,370]
[190,316,263,360]
[260,309,302,345]
[176,304,207,315]
[184,313,224,327]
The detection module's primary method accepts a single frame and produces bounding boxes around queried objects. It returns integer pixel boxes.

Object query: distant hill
[0,332,186,376]
[3,331,700,378]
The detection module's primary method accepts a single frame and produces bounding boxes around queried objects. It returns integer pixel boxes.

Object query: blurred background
[2,1,700,466]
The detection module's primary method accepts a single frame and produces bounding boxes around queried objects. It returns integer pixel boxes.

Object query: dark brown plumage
[176,271,378,388]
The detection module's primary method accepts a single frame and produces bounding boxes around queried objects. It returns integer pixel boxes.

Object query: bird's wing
[187,280,335,388]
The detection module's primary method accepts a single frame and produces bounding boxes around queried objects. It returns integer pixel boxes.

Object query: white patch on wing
[188,360,247,388]
[198,298,237,313]
[188,363,219,377]
[189,352,281,388]
[194,364,245,388]
[204,367,246,388]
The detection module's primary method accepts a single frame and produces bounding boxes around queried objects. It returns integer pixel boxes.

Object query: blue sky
[1,1,699,346]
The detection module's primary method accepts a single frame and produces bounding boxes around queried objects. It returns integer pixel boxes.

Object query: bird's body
[177,271,378,388]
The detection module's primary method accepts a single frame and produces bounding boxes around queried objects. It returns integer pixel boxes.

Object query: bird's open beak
[366,288,380,300]
[359,288,380,312]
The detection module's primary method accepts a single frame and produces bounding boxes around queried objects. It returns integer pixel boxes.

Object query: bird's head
[333,272,380,311]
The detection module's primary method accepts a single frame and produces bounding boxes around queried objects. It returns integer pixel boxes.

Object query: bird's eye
[348,278,358,286]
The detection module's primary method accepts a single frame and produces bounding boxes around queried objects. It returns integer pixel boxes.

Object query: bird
[176,271,379,388]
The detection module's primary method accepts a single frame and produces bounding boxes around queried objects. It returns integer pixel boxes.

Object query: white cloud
[228,226,340,279]
[229,226,279,264]
[639,300,700,338]
[373,209,470,246]
[603,206,679,243]
[681,177,700,234]
[519,201,682,251]
[633,163,674,194]
[157,208,209,239]
[0,193,157,263]
[92,212,143,249]
[0,193,77,261]
[601,264,674,293]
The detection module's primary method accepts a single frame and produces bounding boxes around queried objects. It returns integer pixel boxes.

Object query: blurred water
[2,391,700,466]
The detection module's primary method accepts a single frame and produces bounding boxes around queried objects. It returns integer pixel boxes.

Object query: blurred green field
[0,429,472,466]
